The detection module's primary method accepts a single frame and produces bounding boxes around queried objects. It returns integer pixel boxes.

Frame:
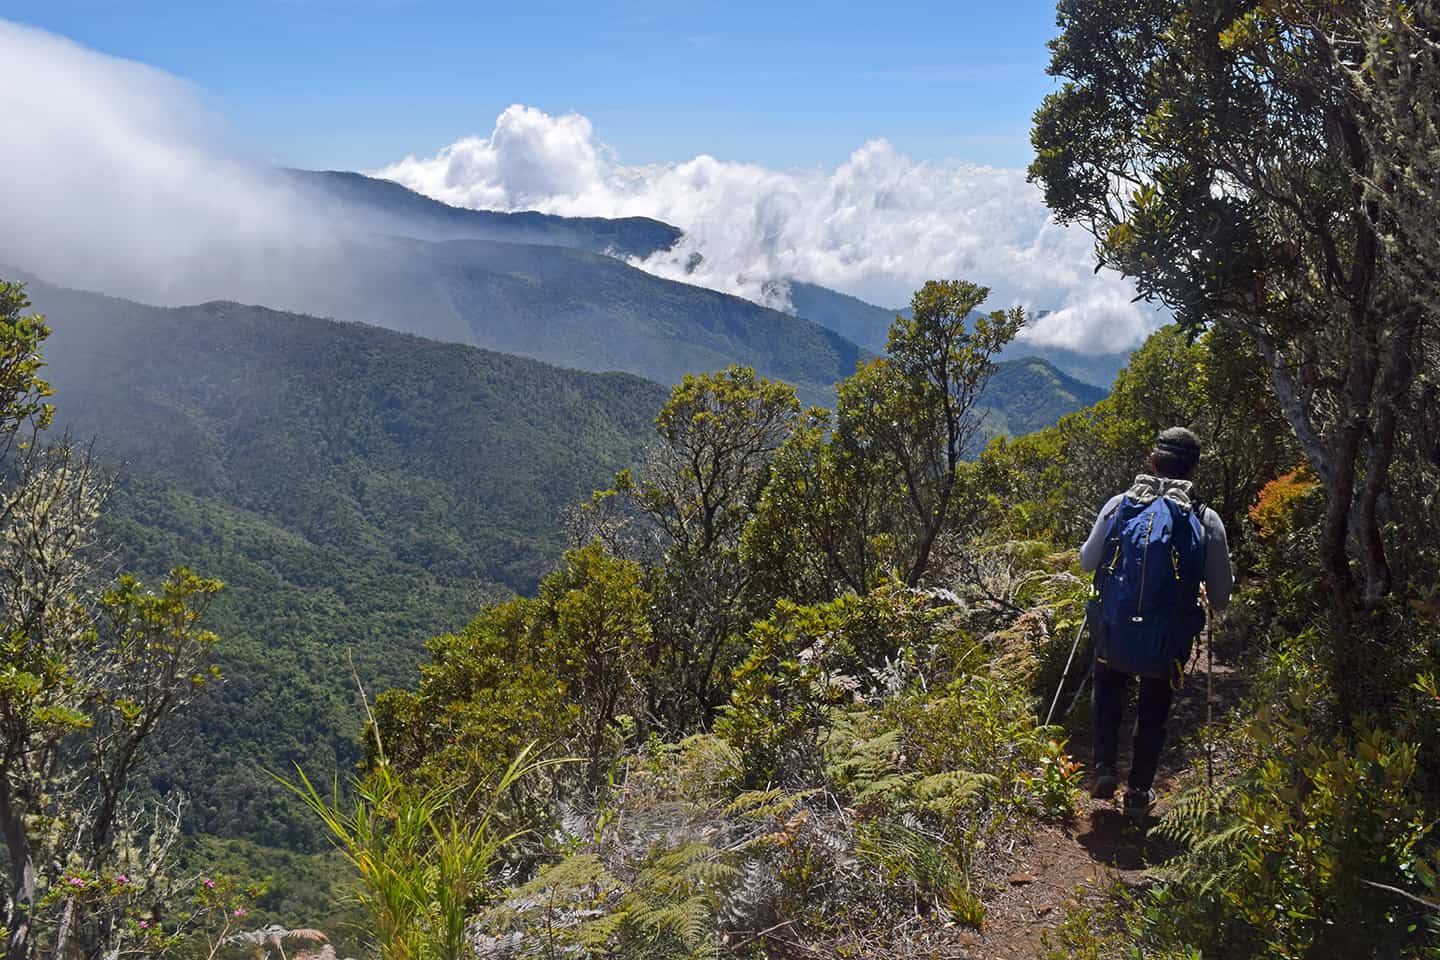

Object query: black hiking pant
[1092,665,1173,792]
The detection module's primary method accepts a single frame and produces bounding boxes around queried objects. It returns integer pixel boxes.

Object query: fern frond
[723,787,815,820]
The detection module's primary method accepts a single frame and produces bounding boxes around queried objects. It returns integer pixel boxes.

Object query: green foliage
[283,747,545,960]
[876,669,1074,821]
[1144,720,1438,959]
[632,366,801,556]
[982,324,1294,545]
[1041,886,1202,960]
[0,559,225,960]
[0,280,230,960]
[29,271,1110,856]
[373,597,575,806]
[0,280,53,437]
[177,836,363,957]
[1055,507,1440,959]
[483,832,736,960]
[1031,0,1435,611]
[975,357,1106,441]
[32,870,268,960]
[744,285,1024,597]
[536,543,656,785]
[835,281,1023,586]
[374,544,654,806]
[716,588,944,785]
[590,366,803,732]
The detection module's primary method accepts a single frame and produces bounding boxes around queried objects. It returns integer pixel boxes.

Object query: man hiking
[1079,427,1234,818]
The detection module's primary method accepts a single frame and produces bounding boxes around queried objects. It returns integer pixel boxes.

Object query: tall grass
[281,746,548,960]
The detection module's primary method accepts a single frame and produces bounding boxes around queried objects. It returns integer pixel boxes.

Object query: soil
[968,651,1247,959]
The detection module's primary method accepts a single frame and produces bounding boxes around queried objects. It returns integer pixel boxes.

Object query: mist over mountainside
[6,155,863,407]
[376,105,1166,353]
[272,172,1126,399]
[12,159,1110,413]
[26,278,665,841]
[288,171,1133,391]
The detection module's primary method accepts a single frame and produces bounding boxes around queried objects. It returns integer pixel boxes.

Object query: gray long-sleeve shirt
[1079,475,1234,610]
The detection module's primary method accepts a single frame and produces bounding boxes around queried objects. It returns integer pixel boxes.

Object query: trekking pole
[1062,667,1092,721]
[1045,608,1089,727]
[1204,596,1214,793]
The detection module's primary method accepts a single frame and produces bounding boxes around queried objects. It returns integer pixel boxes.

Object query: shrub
[715,588,943,785]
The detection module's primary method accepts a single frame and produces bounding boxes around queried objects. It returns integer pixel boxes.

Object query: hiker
[1079,427,1233,818]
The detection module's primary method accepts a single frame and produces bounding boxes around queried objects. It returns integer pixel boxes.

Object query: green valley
[29,279,666,842]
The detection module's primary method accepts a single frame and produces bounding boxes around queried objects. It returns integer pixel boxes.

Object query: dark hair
[1152,426,1201,478]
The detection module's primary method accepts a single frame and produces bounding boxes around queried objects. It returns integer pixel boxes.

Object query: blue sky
[7,0,1064,171]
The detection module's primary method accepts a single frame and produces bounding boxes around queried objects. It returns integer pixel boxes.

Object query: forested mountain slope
[17,274,1096,845]
[291,173,1121,399]
[28,279,665,841]
[981,357,1107,438]
[300,236,864,407]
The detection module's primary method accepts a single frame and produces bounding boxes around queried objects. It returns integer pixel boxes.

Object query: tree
[534,544,653,787]
[1030,0,1435,613]
[598,366,803,730]
[835,281,1023,586]
[742,409,889,599]
[0,281,53,445]
[0,282,223,960]
[373,544,654,802]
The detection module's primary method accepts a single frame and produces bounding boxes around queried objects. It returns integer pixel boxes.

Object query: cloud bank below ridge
[376,105,1161,354]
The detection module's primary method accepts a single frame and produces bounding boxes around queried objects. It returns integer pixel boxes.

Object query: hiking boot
[1091,764,1118,800]
[1123,787,1156,820]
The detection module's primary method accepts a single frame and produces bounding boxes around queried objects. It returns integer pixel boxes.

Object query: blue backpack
[1092,495,1207,678]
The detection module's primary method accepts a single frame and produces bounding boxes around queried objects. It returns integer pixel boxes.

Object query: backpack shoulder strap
[1093,494,1139,590]
[1190,497,1210,549]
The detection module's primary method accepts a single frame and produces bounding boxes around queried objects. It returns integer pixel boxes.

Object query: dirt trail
[970,653,1247,959]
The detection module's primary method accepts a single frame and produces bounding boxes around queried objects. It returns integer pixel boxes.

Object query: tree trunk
[1,785,37,960]
[47,898,74,960]
[1255,328,1360,606]
[1355,308,1422,607]
[1256,330,1334,490]
[1324,320,1384,615]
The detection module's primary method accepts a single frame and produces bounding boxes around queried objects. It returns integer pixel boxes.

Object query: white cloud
[377,105,1161,353]
[0,19,336,309]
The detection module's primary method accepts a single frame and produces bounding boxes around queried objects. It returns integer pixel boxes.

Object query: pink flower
[115,875,129,885]
[201,878,215,889]
[67,877,85,888]
[233,907,246,918]
[138,921,149,930]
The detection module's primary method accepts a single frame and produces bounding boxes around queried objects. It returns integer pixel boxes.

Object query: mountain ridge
[287,169,683,260]
[288,171,1130,391]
